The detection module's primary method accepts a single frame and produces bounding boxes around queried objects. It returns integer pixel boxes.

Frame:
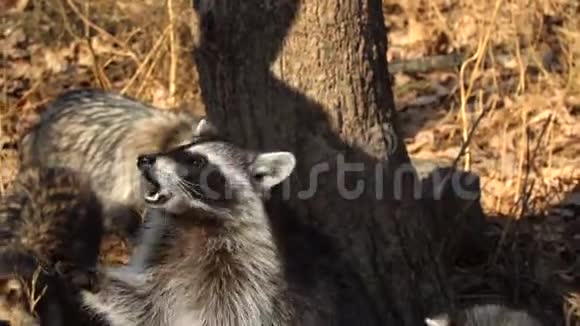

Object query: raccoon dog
[0,167,105,325]
[20,88,202,240]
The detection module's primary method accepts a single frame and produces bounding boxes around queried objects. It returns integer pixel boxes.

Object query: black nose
[137,155,156,170]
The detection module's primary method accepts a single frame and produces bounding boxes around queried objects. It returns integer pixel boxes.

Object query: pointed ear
[194,118,218,137]
[424,317,448,326]
[251,152,296,190]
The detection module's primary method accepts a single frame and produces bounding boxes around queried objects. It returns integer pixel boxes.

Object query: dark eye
[191,155,207,168]
[253,172,266,181]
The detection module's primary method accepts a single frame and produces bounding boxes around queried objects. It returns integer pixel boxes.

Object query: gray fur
[82,123,300,325]
[425,304,543,326]
[0,167,105,325]
[0,166,103,274]
[126,209,170,273]
[19,89,201,238]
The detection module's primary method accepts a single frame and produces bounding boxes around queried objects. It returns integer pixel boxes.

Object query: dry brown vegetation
[1,0,578,324]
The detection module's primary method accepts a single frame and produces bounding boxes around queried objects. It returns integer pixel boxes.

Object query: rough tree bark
[192,0,450,324]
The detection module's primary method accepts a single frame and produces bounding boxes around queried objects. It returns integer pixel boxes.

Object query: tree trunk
[193,0,449,324]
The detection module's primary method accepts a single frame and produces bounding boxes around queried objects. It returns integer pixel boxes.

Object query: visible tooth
[146,192,160,202]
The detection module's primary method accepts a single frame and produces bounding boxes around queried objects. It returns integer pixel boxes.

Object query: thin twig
[513,11,527,95]
[56,0,79,39]
[167,0,178,106]
[443,97,497,186]
[427,0,457,49]
[65,0,140,65]
[136,41,169,97]
[84,0,90,38]
[458,0,503,171]
[1,23,7,149]
[121,27,171,95]
[87,38,112,90]
[27,267,47,313]
[514,100,528,206]
[518,115,553,219]
[492,116,552,263]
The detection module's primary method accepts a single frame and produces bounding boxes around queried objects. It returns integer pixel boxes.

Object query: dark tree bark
[192,0,450,324]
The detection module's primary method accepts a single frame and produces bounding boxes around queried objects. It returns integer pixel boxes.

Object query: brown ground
[1,0,578,323]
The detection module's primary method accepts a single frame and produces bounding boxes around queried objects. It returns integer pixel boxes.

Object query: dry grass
[387,0,579,216]
[21,266,47,316]
[0,0,578,323]
[0,0,205,186]
[385,0,579,323]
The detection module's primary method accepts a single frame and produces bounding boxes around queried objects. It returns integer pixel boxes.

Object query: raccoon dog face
[137,119,296,217]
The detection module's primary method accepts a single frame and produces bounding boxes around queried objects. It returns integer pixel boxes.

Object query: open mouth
[144,189,170,205]
[142,172,171,205]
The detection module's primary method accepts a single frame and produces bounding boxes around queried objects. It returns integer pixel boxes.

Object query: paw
[81,289,100,308]
[55,262,101,293]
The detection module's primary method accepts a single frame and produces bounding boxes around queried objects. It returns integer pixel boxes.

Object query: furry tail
[0,166,103,269]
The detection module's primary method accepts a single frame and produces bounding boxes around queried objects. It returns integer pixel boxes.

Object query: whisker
[178,184,198,205]
[176,174,246,188]
[177,179,201,200]
[176,177,205,198]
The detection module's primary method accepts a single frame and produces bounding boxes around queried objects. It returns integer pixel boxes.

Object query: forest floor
[1,0,579,324]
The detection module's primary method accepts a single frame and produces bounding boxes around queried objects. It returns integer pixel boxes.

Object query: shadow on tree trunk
[191,0,457,324]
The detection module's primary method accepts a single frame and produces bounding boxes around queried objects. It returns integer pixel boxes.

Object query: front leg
[55,261,100,293]
[81,267,158,326]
